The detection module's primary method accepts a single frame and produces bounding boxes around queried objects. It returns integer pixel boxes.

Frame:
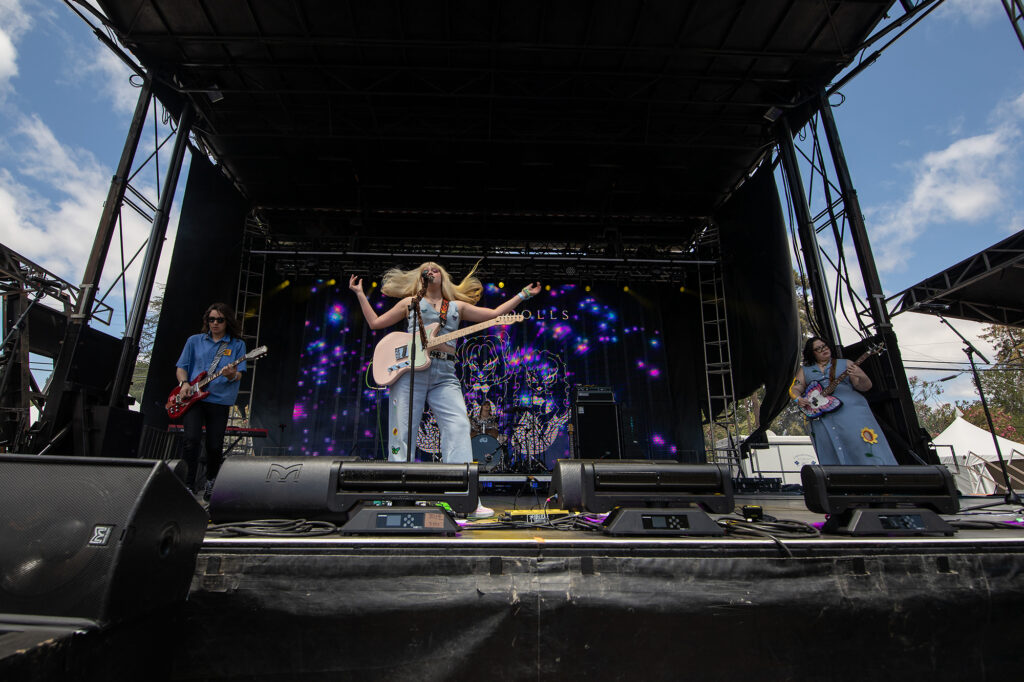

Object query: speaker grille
[0,456,207,627]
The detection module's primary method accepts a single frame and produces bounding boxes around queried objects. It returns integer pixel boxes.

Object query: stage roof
[94,0,899,243]
[892,230,1024,328]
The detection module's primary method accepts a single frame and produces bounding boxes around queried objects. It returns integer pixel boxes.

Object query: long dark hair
[201,302,243,338]
[802,336,833,366]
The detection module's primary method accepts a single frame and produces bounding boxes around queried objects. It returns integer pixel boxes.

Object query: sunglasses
[207,316,226,323]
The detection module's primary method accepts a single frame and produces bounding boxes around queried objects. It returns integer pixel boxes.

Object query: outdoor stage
[4,493,1024,681]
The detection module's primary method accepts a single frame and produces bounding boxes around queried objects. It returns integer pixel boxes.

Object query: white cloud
[0,114,162,300]
[867,94,1022,272]
[70,42,141,115]
[0,0,32,96]
[938,0,1003,26]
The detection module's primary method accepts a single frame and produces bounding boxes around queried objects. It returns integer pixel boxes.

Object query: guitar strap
[438,299,450,327]
[207,341,229,375]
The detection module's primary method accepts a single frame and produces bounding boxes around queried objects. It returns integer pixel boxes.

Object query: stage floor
[5,494,1024,681]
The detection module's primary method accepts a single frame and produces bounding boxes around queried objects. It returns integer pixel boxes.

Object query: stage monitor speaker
[0,455,208,630]
[572,401,622,459]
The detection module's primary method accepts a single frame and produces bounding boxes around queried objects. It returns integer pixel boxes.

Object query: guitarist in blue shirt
[791,336,897,466]
[175,303,248,498]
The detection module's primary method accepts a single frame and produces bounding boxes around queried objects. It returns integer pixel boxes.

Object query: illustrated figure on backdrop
[791,336,898,466]
[349,262,541,518]
[175,303,247,499]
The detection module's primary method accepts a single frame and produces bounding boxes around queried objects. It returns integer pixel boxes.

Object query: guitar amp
[573,385,615,402]
[572,399,622,459]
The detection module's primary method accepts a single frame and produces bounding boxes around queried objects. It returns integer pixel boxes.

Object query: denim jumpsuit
[387,299,473,463]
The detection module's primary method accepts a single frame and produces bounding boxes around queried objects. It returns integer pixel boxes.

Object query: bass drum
[471,434,503,471]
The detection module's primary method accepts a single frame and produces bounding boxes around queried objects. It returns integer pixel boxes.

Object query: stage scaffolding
[9,0,1015,461]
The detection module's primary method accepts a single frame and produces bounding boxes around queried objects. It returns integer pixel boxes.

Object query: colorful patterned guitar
[799,343,884,419]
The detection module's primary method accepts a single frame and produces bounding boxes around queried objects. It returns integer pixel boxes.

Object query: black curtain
[140,155,250,430]
[247,266,311,452]
[715,163,801,449]
[657,283,708,462]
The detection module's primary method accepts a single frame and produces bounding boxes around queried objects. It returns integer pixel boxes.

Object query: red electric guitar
[799,343,884,419]
[166,345,268,419]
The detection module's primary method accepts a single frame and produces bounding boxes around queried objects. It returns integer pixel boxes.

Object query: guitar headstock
[248,345,269,359]
[496,314,525,324]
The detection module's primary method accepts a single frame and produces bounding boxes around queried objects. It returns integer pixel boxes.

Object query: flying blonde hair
[380,261,483,304]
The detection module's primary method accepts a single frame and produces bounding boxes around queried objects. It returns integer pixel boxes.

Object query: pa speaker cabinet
[0,455,208,629]
[572,401,622,459]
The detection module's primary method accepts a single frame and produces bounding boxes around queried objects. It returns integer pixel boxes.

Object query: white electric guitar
[371,314,524,386]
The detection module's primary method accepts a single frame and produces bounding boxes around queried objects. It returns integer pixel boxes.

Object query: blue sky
[0,0,1021,408]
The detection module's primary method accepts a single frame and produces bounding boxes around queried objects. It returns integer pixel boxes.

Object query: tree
[974,324,1024,434]
[908,375,956,437]
[129,290,163,405]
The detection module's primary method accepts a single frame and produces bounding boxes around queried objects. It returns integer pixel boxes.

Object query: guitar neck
[197,355,244,388]
[824,349,876,394]
[427,319,505,348]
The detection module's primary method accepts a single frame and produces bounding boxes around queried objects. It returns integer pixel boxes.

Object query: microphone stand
[938,314,1022,506]
[405,275,431,462]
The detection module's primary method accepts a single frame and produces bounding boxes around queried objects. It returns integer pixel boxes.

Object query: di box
[0,455,208,629]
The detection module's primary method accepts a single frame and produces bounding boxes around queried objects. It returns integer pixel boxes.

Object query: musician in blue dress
[349,262,541,518]
[791,336,898,466]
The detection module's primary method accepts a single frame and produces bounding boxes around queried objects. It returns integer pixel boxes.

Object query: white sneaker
[469,502,494,519]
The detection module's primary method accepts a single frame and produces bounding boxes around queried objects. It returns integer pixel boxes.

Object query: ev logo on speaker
[89,525,116,546]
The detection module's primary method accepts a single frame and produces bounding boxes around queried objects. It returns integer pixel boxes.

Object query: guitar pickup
[394,347,409,361]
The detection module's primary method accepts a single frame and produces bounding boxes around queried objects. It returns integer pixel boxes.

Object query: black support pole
[776,117,841,345]
[75,78,154,324]
[110,103,196,407]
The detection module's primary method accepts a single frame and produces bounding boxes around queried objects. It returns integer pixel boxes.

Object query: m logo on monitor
[267,463,302,483]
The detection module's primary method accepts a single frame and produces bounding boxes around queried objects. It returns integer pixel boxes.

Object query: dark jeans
[181,401,231,490]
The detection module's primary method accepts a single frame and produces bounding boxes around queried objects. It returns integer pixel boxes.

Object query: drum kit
[468,405,545,473]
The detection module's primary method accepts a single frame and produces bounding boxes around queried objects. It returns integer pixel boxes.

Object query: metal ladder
[696,224,742,475]
[227,212,269,456]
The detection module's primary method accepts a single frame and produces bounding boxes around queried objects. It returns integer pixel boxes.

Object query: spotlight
[623,286,629,292]
[210,457,480,535]
[801,464,958,536]
[550,460,733,536]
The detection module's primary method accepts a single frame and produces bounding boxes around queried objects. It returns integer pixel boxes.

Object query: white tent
[932,415,1024,495]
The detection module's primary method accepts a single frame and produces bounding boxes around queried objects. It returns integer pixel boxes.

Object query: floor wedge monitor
[0,455,208,630]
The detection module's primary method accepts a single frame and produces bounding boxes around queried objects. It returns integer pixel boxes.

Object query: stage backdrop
[286,281,697,465]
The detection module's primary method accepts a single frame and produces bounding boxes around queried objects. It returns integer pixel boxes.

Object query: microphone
[421,269,433,283]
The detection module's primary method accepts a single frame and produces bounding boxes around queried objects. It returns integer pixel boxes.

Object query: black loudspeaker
[572,401,622,459]
[0,455,208,629]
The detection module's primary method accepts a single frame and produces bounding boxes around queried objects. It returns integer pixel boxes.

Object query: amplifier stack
[570,385,622,459]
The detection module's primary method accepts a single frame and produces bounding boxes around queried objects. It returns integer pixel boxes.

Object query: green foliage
[129,290,163,404]
[910,325,1023,440]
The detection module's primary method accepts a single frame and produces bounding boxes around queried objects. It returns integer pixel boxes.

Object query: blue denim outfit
[387,299,473,463]
[802,359,898,465]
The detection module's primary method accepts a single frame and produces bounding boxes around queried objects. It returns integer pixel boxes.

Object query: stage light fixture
[801,464,958,536]
[550,460,733,536]
[210,457,479,535]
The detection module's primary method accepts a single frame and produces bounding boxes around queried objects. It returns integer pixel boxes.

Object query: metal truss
[14,7,199,453]
[257,232,709,285]
[889,232,1024,327]
[1003,0,1024,51]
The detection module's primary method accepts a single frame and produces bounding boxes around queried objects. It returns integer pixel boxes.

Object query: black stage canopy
[893,229,1024,328]
[94,0,897,244]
